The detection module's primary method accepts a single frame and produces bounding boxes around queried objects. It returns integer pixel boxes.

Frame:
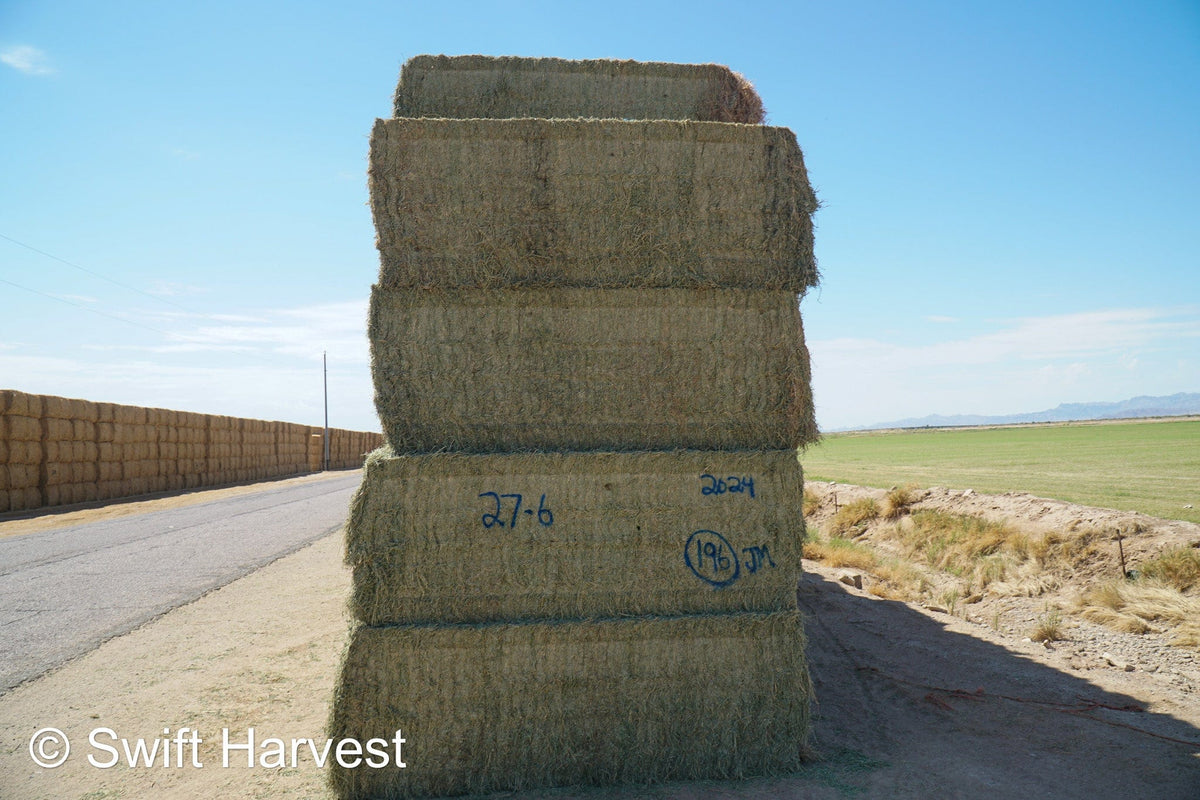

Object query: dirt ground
[1,482,1198,799]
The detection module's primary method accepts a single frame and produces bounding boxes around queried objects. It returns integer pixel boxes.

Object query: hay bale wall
[329,611,810,800]
[0,390,382,514]
[370,287,816,453]
[1,390,45,513]
[369,118,817,291]
[393,54,764,123]
[348,449,804,624]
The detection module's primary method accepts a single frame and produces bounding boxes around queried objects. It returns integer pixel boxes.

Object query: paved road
[0,473,361,692]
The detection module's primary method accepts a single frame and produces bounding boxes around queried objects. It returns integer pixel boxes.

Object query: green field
[799,418,1200,524]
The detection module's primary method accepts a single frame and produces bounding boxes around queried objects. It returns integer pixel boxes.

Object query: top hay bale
[394,54,764,123]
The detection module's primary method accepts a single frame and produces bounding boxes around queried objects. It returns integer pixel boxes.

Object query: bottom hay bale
[328,611,811,799]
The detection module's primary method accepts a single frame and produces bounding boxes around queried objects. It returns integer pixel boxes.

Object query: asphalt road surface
[0,472,361,693]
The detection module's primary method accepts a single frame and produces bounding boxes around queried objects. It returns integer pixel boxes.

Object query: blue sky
[2,0,1197,432]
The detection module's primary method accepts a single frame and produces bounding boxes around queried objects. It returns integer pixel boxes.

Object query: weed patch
[804,536,878,571]
[829,498,880,536]
[1137,546,1200,591]
[882,485,919,520]
[802,490,822,518]
[1030,606,1065,642]
[1078,580,1200,648]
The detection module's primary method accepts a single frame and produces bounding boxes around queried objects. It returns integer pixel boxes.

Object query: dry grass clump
[828,498,880,536]
[882,485,919,520]
[878,511,1107,596]
[802,530,929,602]
[1076,545,1200,649]
[1030,605,1066,642]
[885,510,1019,580]
[1026,526,1109,571]
[802,489,822,517]
[804,535,877,571]
[867,560,927,601]
[1137,546,1200,591]
[1077,580,1200,648]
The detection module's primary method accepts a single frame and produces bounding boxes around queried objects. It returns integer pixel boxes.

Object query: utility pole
[323,350,330,471]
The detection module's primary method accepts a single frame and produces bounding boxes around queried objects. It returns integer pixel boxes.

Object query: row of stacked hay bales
[330,55,820,799]
[0,389,383,513]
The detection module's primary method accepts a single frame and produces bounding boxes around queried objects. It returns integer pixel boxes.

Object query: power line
[0,276,175,337]
[0,232,312,368]
[0,230,196,313]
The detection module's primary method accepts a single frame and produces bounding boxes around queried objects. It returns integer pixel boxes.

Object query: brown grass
[882,485,919,520]
[1078,580,1200,647]
[804,535,878,571]
[1030,606,1066,642]
[827,498,880,536]
[1137,546,1200,591]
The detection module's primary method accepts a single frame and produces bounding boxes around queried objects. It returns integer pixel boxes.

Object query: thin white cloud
[107,300,370,363]
[168,147,200,161]
[808,307,1200,429]
[1,45,54,75]
[148,281,209,298]
[815,308,1200,370]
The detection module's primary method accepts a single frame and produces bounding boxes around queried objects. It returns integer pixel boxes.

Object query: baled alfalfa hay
[369,117,818,291]
[328,611,811,799]
[393,54,764,123]
[347,448,805,625]
[370,287,817,453]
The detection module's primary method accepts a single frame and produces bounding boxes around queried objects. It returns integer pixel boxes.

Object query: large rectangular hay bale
[4,414,42,442]
[370,117,817,290]
[370,287,815,452]
[348,449,804,624]
[8,487,41,511]
[329,611,810,799]
[393,54,764,122]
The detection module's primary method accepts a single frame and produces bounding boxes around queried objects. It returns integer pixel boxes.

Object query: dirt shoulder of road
[2,485,1198,799]
[0,470,360,540]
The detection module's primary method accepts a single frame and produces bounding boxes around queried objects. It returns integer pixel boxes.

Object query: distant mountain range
[855,392,1200,431]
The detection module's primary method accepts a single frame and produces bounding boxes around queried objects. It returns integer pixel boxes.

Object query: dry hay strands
[347,449,805,625]
[370,287,817,453]
[328,611,811,799]
[393,54,764,123]
[369,117,817,291]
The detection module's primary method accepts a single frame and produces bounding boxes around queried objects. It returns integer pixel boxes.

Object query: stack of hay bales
[333,54,821,798]
[0,389,384,513]
[1,391,48,512]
